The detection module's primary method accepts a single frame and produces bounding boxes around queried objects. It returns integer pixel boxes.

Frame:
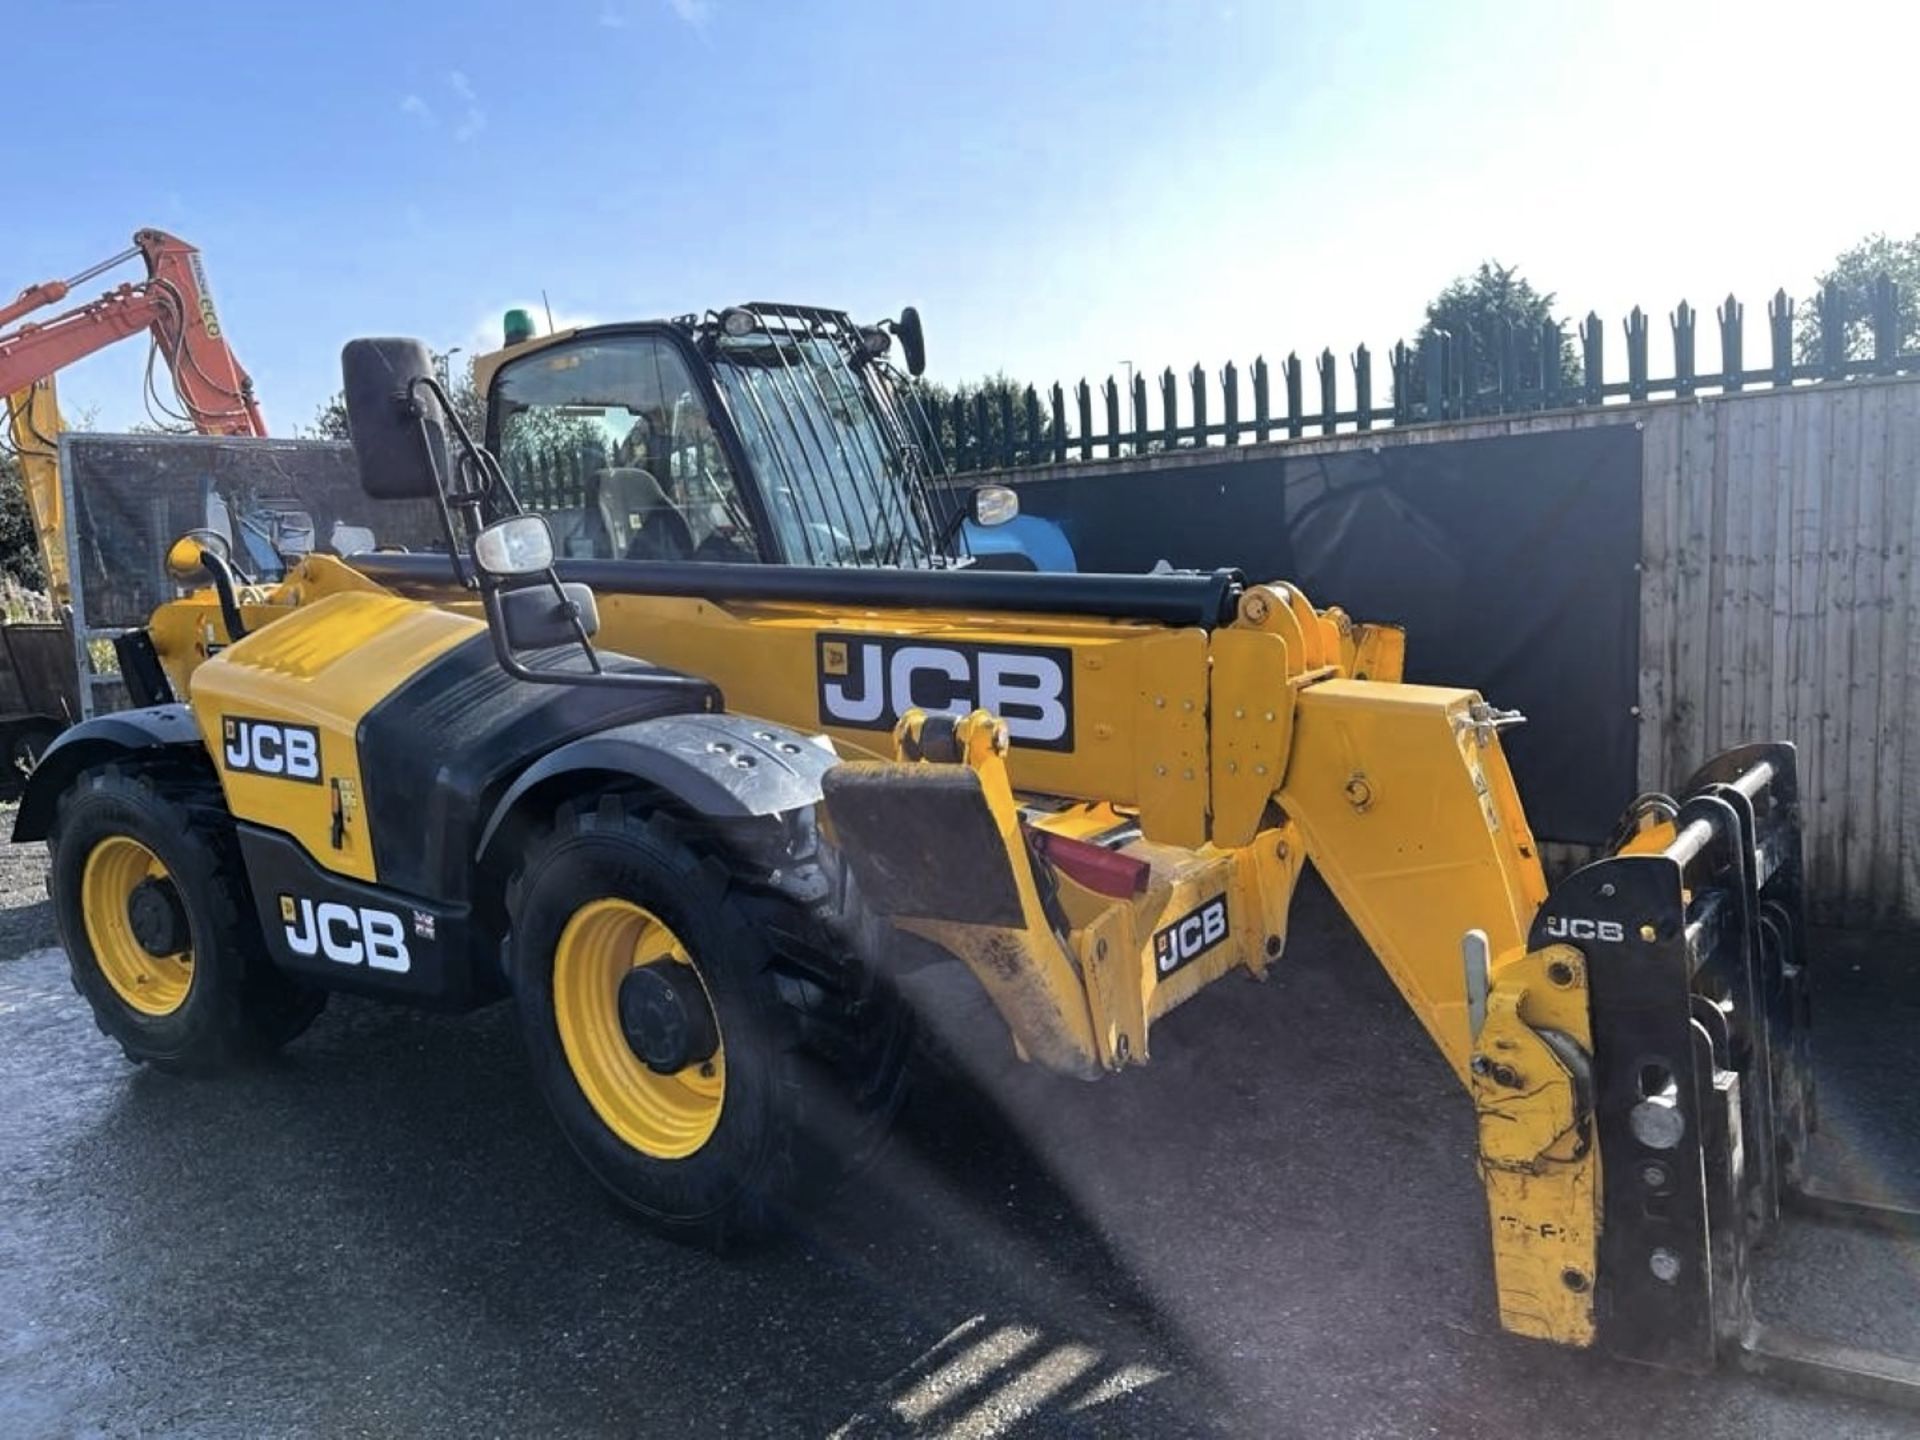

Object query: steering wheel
[624,508,696,562]
[693,528,758,563]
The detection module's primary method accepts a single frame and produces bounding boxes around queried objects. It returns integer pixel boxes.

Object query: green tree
[906,373,1064,471]
[1795,232,1920,364]
[307,392,349,440]
[0,452,44,590]
[1408,261,1579,405]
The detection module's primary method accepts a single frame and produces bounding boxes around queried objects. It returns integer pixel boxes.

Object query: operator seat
[592,467,695,562]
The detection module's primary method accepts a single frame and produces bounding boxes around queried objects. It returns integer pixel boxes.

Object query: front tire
[507,795,910,1247]
[47,761,327,1073]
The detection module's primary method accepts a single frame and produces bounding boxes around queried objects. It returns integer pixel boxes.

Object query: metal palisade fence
[932,276,1920,474]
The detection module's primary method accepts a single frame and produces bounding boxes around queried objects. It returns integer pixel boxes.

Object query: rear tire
[506,794,910,1247]
[47,761,327,1073]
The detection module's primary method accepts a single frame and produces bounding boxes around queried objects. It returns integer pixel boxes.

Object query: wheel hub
[618,960,720,1074]
[126,876,189,957]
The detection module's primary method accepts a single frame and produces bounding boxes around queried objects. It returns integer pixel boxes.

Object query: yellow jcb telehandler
[21,314,1919,1406]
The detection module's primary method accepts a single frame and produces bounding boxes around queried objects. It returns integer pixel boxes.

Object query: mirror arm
[197,547,249,642]
[933,506,968,553]
[479,585,545,683]
[401,386,474,590]
[402,375,528,589]
[545,571,601,671]
[933,493,992,553]
[408,374,523,514]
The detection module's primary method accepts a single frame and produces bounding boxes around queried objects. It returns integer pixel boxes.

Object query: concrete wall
[994,376,1920,926]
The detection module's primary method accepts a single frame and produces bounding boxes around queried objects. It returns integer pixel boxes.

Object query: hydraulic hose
[197,547,249,642]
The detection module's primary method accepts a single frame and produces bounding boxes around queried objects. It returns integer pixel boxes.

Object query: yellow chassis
[150,556,1601,1345]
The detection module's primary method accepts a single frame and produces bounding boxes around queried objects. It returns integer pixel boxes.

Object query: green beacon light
[502,308,535,346]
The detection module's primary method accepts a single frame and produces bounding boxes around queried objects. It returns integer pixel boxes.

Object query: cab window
[491,334,762,563]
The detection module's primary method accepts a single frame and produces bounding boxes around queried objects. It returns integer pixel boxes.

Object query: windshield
[710,329,942,568]
[490,335,763,564]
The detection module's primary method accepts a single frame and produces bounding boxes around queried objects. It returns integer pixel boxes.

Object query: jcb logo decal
[223,717,321,782]
[1153,895,1229,977]
[280,894,411,973]
[817,634,1074,751]
[1544,915,1626,944]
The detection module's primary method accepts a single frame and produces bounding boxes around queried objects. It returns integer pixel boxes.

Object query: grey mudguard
[13,706,206,842]
[475,712,838,864]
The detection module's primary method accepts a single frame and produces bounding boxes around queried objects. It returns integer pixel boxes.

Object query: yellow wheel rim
[80,836,194,1017]
[552,898,725,1159]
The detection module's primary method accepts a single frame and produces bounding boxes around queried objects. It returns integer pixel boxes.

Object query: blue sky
[8,0,1917,433]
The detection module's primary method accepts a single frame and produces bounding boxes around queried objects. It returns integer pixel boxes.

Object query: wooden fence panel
[1884,383,1920,916]
[1633,380,1918,924]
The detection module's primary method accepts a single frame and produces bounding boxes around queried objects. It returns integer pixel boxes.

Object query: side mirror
[472,514,555,580]
[498,582,601,649]
[969,484,1018,527]
[341,337,446,499]
[896,306,926,377]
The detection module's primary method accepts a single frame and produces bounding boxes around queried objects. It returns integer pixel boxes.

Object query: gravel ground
[1,807,1917,1438]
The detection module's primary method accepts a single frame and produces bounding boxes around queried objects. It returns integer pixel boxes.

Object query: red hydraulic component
[1027,826,1152,899]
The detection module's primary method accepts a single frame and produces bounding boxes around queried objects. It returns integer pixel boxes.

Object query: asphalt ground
[3,812,1918,1439]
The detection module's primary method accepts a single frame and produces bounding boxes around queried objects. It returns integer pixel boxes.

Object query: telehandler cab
[25,312,1920,1405]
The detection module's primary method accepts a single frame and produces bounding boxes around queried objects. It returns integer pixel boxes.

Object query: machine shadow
[43,881,1920,1437]
[0,897,55,958]
[54,970,1226,1436]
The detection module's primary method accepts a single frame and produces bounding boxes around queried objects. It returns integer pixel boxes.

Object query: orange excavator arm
[1,228,264,435]
[1,229,265,601]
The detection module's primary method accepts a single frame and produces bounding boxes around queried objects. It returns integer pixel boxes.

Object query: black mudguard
[13,705,207,842]
[475,712,837,873]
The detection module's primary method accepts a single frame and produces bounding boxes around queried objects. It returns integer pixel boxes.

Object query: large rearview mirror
[341,337,445,500]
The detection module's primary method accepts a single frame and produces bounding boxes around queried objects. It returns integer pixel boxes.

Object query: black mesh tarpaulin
[1009,425,1644,844]
[61,434,445,629]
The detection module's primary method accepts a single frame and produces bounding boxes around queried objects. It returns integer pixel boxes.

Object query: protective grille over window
[710,304,955,567]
